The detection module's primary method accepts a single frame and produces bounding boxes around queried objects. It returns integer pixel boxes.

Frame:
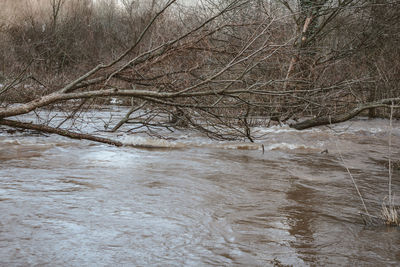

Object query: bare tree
[1,0,400,145]
[50,0,65,31]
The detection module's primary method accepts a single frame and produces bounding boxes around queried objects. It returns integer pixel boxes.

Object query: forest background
[0,0,399,141]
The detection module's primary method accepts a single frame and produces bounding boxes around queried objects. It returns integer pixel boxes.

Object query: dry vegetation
[1,0,399,226]
[0,0,400,138]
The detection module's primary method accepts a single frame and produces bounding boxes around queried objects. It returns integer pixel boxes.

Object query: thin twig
[0,59,34,95]
[111,100,147,132]
[329,116,370,216]
[388,101,394,204]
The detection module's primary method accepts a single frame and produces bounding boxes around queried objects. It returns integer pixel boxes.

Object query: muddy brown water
[1,114,400,266]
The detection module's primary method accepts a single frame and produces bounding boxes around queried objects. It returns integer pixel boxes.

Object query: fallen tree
[1,0,399,144]
[0,118,123,146]
[290,98,400,130]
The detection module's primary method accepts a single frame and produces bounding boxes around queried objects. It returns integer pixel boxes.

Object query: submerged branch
[0,119,123,147]
[111,101,147,132]
[290,98,400,130]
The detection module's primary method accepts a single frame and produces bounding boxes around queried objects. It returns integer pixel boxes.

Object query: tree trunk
[290,98,400,130]
[0,119,124,146]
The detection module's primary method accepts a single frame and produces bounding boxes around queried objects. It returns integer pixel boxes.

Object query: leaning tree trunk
[290,98,400,130]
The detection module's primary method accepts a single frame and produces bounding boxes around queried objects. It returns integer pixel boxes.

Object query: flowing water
[1,109,400,266]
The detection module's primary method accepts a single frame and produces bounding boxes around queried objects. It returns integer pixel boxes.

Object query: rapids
[1,109,400,266]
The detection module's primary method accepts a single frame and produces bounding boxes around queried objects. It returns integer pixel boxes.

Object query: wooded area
[0,0,399,144]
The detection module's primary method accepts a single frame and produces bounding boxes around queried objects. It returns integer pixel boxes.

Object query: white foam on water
[121,135,317,152]
[0,138,21,145]
[218,143,261,150]
[264,142,316,151]
[211,141,317,151]
[110,98,123,105]
[253,124,322,135]
[121,135,185,148]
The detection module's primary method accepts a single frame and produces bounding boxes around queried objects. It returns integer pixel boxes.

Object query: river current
[1,109,400,266]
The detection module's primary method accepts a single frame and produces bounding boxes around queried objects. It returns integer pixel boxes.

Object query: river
[1,109,400,266]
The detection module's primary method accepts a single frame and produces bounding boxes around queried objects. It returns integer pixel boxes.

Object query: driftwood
[290,98,400,130]
[0,119,185,149]
[0,119,123,147]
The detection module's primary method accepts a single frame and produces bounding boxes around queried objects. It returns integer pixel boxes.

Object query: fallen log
[290,98,400,130]
[0,119,123,147]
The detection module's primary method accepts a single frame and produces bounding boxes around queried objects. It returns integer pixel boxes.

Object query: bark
[290,98,400,130]
[0,119,184,148]
[111,101,147,132]
[2,1,398,142]
[0,119,123,146]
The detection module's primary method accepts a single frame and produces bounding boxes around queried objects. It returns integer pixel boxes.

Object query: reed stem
[388,102,394,205]
[329,116,370,216]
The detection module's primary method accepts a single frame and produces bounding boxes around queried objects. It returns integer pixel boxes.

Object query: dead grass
[360,103,399,227]
[379,103,399,226]
[381,200,399,226]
